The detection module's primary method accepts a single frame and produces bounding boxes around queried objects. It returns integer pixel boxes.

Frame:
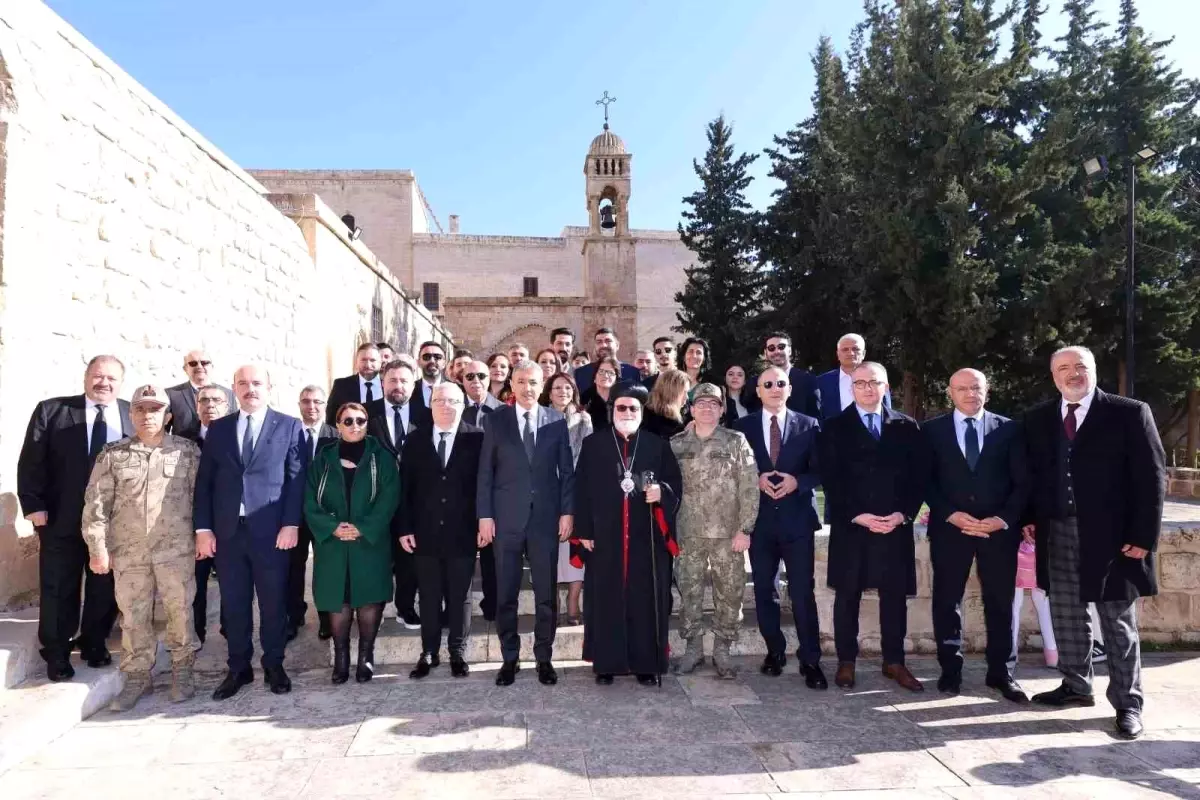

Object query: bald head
[756,365,792,413]
[948,368,988,416]
[233,364,271,413]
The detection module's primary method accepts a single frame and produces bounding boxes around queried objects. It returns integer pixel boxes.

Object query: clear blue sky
[45,0,1200,238]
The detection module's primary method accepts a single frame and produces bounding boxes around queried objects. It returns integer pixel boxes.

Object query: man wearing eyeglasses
[407,341,447,425]
[745,333,821,419]
[816,333,892,420]
[288,386,338,642]
[643,336,676,391]
[326,343,384,426]
[167,350,234,441]
[462,360,503,427]
[573,327,642,394]
[819,362,929,693]
[734,366,826,688]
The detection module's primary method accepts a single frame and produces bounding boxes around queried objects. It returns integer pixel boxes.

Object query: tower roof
[588,125,627,156]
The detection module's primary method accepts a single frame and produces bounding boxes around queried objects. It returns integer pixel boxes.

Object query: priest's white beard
[614,419,641,437]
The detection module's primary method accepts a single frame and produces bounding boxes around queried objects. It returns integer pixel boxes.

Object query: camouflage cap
[692,383,724,405]
[130,384,168,409]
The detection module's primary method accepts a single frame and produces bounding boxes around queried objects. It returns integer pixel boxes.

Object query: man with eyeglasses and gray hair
[819,361,929,694]
[1022,345,1166,739]
[167,349,234,440]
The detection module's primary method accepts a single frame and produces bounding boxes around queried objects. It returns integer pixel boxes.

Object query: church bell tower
[582,92,637,348]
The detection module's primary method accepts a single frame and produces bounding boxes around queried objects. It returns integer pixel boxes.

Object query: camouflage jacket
[670,426,759,540]
[82,434,200,561]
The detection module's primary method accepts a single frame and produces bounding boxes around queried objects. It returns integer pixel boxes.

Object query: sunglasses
[340,417,368,427]
[464,372,487,381]
[761,380,789,389]
[654,347,674,354]
[187,360,213,368]
[613,403,640,413]
[765,344,789,353]
[421,353,444,361]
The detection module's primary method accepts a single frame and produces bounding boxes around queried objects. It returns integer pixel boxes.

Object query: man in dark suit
[462,360,503,428]
[18,355,131,681]
[287,385,338,641]
[745,332,821,419]
[642,336,677,392]
[735,366,827,689]
[550,327,576,372]
[325,343,383,426]
[925,368,1029,702]
[398,383,484,679]
[815,334,892,420]
[191,385,234,647]
[407,340,447,424]
[166,349,235,440]
[194,364,308,699]
[819,362,929,692]
[366,359,422,629]
[573,327,642,394]
[477,360,576,687]
[1023,346,1166,739]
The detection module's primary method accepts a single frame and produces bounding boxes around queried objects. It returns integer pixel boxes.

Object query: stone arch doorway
[483,323,550,357]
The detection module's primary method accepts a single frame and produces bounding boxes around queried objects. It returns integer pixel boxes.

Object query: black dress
[581,388,612,432]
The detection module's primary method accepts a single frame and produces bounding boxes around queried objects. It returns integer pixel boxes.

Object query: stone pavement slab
[0,655,1198,799]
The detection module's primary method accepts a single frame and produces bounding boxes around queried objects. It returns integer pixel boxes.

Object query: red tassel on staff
[567,536,586,570]
[654,506,679,557]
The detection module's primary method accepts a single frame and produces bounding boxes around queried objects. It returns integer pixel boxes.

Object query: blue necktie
[866,412,880,441]
[964,417,980,471]
[242,415,256,464]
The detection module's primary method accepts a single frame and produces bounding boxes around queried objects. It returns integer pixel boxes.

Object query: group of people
[16,324,1166,741]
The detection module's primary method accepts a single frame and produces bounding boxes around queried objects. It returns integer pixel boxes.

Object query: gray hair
[298,384,326,398]
[86,354,125,375]
[510,359,541,378]
[1051,345,1096,368]
[431,382,464,402]
[837,333,865,349]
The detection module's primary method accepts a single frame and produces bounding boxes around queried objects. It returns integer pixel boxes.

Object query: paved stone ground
[1,653,1199,799]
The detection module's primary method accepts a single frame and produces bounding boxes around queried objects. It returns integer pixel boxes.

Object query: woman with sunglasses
[580,355,620,431]
[304,402,400,685]
[540,372,593,626]
[486,353,512,404]
[534,348,561,383]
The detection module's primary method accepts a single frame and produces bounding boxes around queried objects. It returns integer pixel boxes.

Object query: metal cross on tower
[595,91,617,129]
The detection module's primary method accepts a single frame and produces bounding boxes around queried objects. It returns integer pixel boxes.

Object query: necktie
[365,381,374,404]
[438,431,450,467]
[242,414,256,463]
[964,417,980,471]
[769,414,782,467]
[523,410,536,462]
[1064,403,1080,442]
[393,405,405,449]
[867,413,880,441]
[306,427,316,457]
[90,404,108,460]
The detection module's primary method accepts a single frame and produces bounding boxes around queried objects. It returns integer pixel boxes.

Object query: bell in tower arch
[599,201,616,230]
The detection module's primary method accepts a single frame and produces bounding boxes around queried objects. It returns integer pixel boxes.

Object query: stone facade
[0,3,448,608]
[1167,467,1200,500]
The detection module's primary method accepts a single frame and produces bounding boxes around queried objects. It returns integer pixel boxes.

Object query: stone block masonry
[0,2,448,608]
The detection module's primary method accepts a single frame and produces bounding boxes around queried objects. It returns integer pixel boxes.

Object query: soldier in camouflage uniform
[669,383,759,678]
[83,384,201,711]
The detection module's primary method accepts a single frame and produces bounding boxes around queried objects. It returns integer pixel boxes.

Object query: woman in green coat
[303,402,400,684]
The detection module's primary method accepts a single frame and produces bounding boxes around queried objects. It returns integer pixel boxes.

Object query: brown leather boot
[883,662,925,692]
[834,661,856,689]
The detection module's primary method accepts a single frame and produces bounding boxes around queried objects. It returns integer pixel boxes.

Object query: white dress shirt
[953,408,986,457]
[838,369,855,412]
[385,402,411,445]
[516,403,539,446]
[421,379,442,407]
[85,397,124,450]
[1060,389,1096,429]
[433,425,456,465]
[761,407,787,447]
[199,424,209,441]
[358,375,382,403]
[856,405,884,435]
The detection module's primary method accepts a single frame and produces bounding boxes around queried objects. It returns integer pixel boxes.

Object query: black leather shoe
[760,652,786,677]
[264,665,291,694]
[212,668,253,701]
[331,643,350,685]
[986,676,1029,703]
[801,662,828,690]
[317,614,332,641]
[1032,683,1095,707]
[450,656,470,677]
[47,659,75,682]
[1116,709,1144,739]
[356,641,378,683]
[496,660,519,686]
[536,661,558,685]
[636,673,659,686]
[83,649,112,669]
[595,673,614,685]
[938,672,962,695]
[409,652,439,680]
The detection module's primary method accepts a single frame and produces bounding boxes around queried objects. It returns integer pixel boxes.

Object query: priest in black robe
[573,383,682,685]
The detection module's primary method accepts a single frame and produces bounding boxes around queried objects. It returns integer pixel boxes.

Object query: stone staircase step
[0,610,39,691]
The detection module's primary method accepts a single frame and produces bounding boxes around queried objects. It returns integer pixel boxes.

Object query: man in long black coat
[574,383,681,685]
[1023,346,1166,739]
[819,362,929,693]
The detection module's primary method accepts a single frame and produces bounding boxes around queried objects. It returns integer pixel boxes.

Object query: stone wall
[412,233,584,304]
[1167,467,1200,500]
[0,3,448,608]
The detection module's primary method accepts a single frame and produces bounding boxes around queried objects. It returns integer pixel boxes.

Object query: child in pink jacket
[1013,539,1057,667]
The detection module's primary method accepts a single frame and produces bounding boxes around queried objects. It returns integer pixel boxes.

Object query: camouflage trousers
[112,555,197,674]
[677,537,746,642]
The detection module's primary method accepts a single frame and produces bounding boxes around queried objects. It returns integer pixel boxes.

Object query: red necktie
[769,415,782,467]
[1064,403,1080,441]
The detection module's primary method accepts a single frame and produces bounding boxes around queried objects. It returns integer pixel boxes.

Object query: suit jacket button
[441,498,446,504]
[968,494,976,502]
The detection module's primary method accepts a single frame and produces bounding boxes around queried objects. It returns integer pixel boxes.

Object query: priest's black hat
[610,381,649,405]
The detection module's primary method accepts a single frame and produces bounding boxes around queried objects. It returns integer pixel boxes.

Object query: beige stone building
[251,123,693,355]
